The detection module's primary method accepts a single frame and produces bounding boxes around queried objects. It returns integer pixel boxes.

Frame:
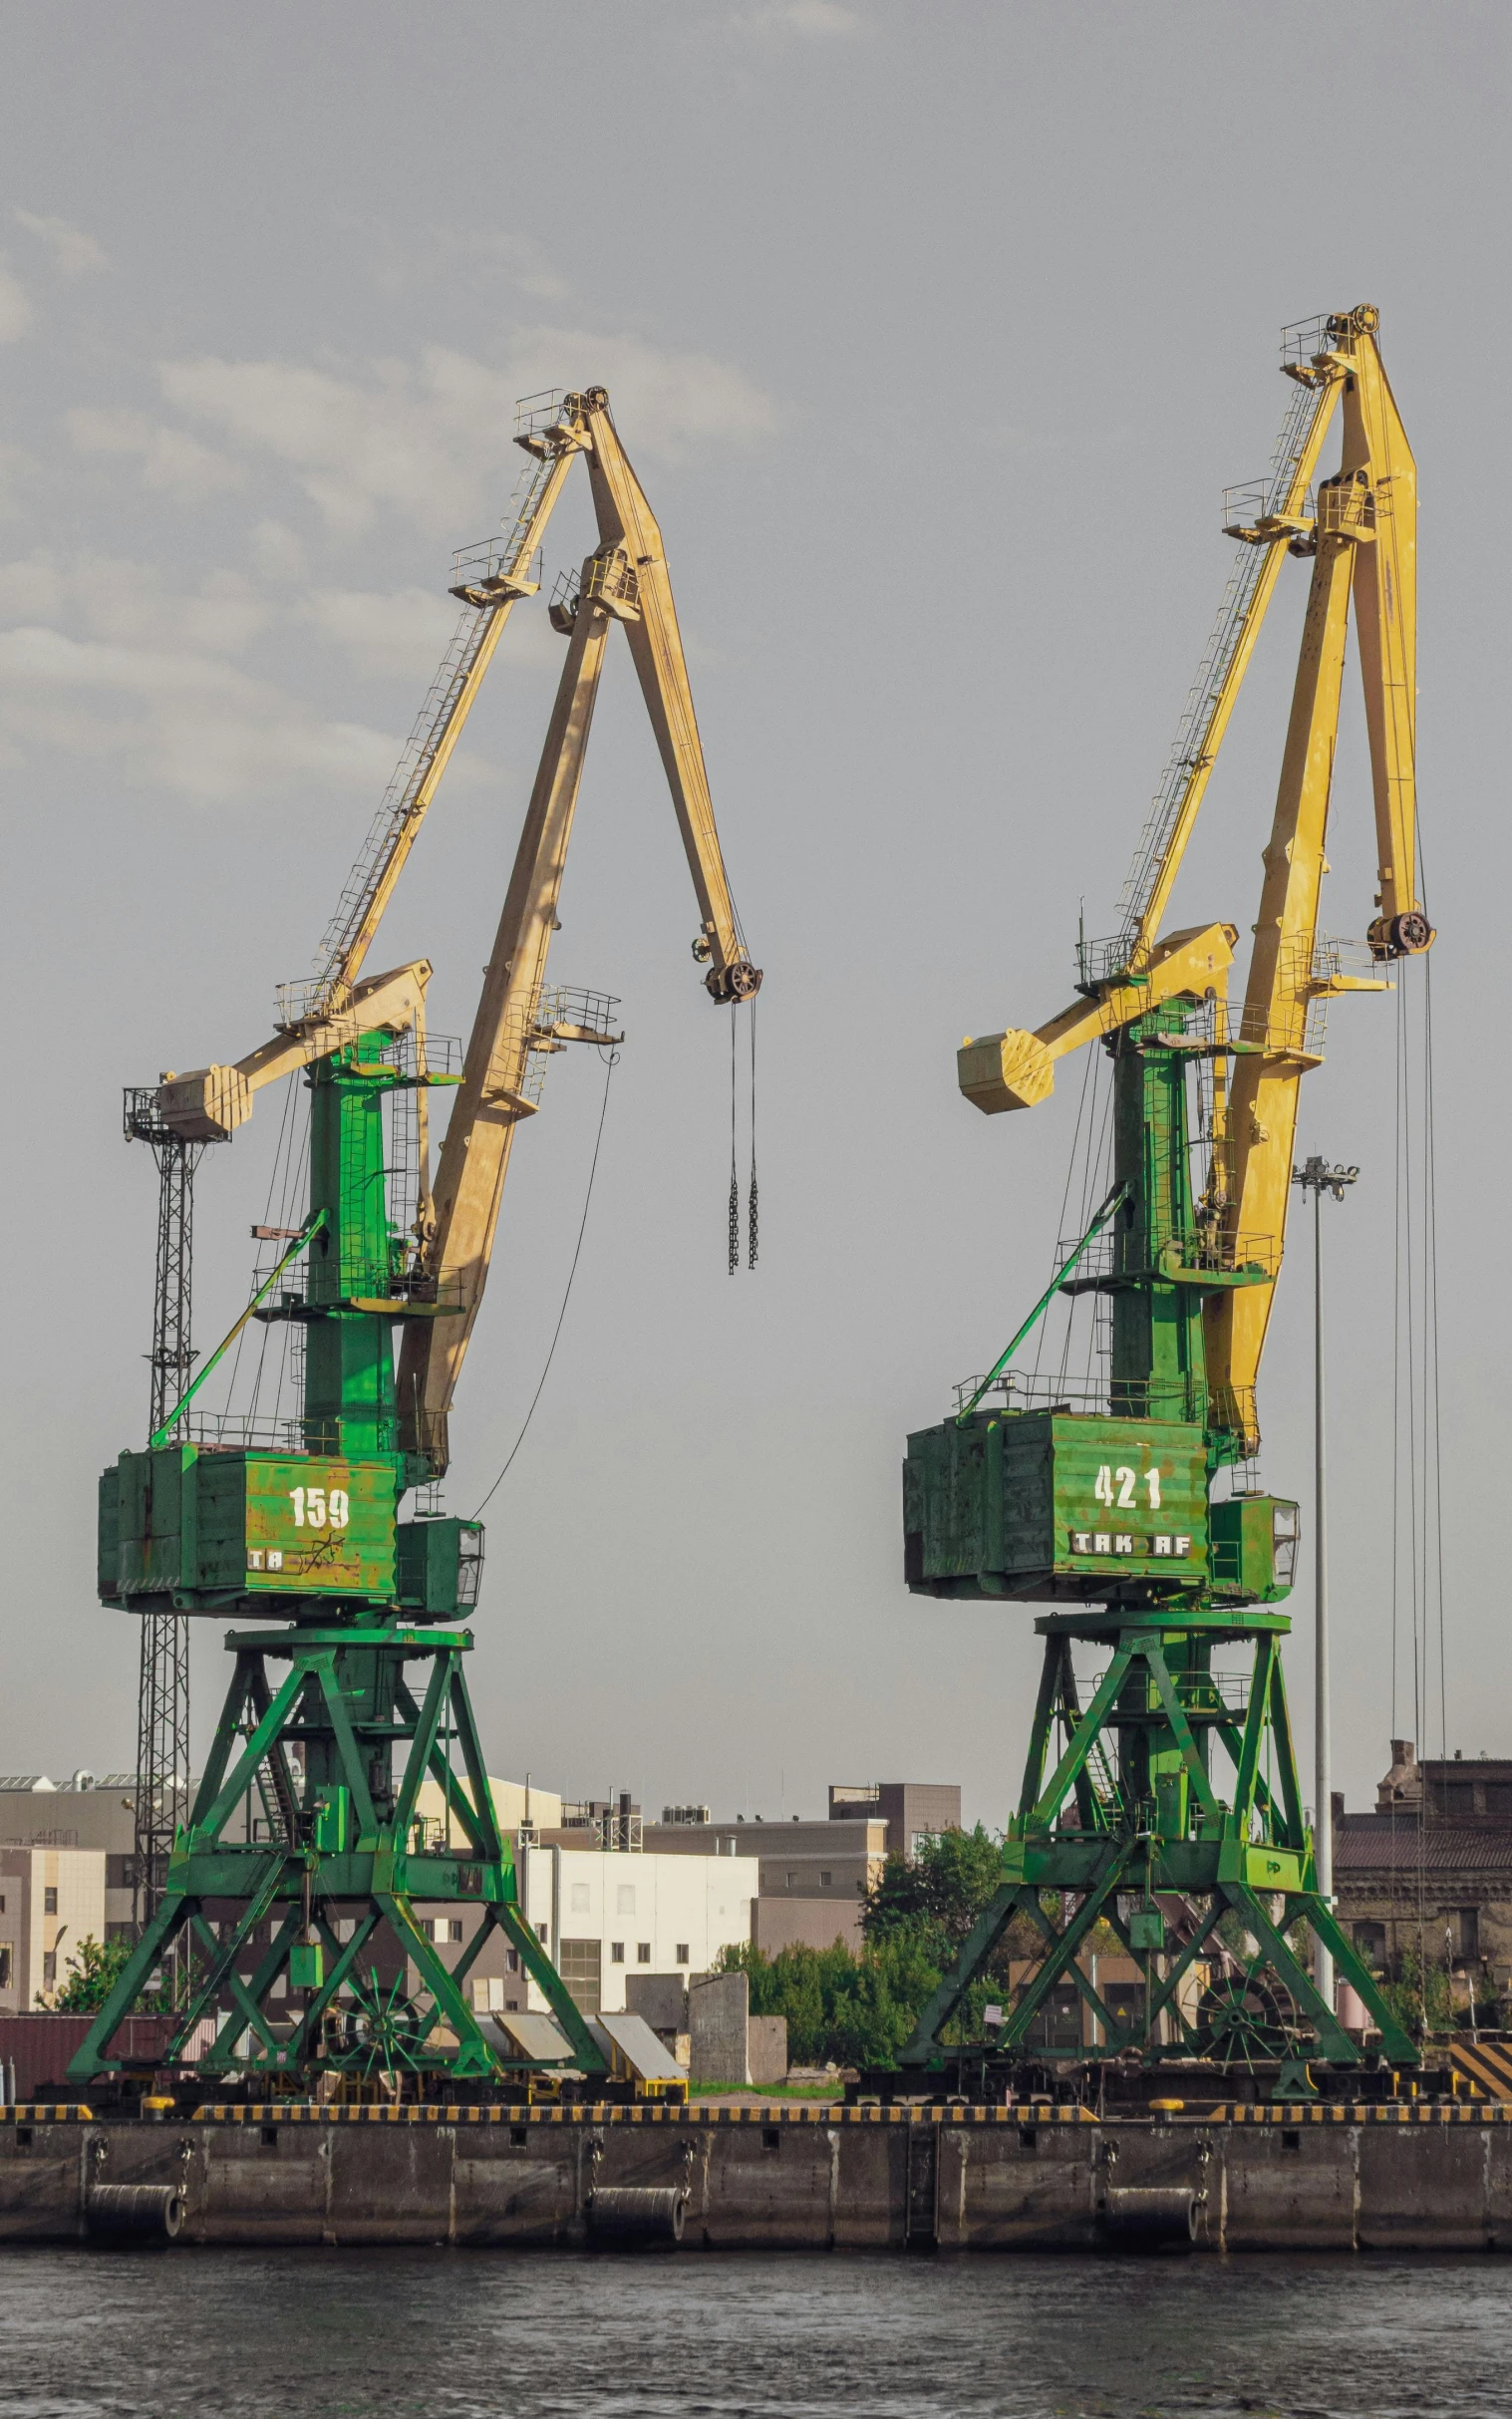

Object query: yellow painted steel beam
[1202,477,1364,1444]
[958,923,1238,1114]
[1344,327,1426,955]
[397,591,613,1474]
[579,392,759,1003]
[155,962,431,1141]
[400,388,760,1473]
[326,444,578,1009]
[1126,375,1346,969]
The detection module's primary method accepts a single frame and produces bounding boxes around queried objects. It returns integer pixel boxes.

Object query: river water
[0,2247,1502,2418]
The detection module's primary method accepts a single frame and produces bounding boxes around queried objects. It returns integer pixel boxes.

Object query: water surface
[0,2247,1502,2418]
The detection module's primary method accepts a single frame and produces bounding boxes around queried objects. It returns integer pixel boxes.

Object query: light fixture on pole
[1291,1153,1359,2018]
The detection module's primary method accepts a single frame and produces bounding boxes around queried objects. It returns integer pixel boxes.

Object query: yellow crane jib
[154,962,433,1142]
[396,385,760,1474]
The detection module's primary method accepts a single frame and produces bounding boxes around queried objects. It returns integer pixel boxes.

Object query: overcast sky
[0,1,1506,1826]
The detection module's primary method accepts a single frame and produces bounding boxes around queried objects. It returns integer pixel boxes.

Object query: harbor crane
[79,387,759,2096]
[901,307,1427,2087]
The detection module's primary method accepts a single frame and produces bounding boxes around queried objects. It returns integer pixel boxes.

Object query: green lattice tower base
[69,1620,605,2090]
[898,1604,1416,2083]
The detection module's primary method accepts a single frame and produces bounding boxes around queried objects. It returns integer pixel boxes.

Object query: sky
[0,0,1506,1827]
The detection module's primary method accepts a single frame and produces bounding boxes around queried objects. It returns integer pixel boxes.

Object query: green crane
[75,387,759,2097]
[899,309,1428,2088]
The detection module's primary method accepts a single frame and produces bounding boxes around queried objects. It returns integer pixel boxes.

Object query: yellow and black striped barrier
[1449,2041,1512,2102]
[185,2100,1094,2126]
[7,2097,1499,2129]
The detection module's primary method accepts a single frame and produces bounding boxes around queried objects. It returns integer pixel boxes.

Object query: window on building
[1446,1909,1480,1965]
[536,1923,549,1945]
[676,1944,689,1965]
[1353,1922,1387,1970]
[42,1952,56,1989]
[505,1949,520,1973]
[0,1945,11,1988]
[637,1943,651,1964]
[610,1942,625,1964]
[570,1882,591,1915]
[449,1920,462,1944]
[44,1888,58,1916]
[0,1895,5,1913]
[820,1872,832,1888]
[911,1831,934,1859]
[559,1939,602,2016]
[616,1884,637,1918]
[785,1870,797,1887]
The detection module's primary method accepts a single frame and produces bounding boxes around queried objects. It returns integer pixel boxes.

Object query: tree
[46,1935,134,2013]
[860,1824,1004,1959]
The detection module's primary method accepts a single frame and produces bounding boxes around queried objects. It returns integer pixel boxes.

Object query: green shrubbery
[715,1824,1011,2068]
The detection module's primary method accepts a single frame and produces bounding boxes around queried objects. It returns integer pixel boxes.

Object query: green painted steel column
[304,1036,402,1460]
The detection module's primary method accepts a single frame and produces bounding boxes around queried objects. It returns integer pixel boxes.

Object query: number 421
[1094,1465,1161,1511]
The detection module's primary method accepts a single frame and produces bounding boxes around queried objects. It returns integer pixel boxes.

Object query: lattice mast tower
[901,308,1428,2081]
[122,1090,211,1932]
[77,388,759,2094]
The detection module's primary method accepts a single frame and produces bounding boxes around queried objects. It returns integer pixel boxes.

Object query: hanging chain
[747,1003,758,1270]
[728,1009,740,1275]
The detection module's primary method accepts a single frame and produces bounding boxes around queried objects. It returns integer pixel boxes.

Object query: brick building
[1333,1740,1512,1992]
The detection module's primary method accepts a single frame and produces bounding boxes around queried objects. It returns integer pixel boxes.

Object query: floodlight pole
[1291,1152,1359,2021]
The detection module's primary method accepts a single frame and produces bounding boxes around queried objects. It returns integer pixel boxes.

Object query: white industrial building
[412,1843,758,2019]
[520,1844,757,2016]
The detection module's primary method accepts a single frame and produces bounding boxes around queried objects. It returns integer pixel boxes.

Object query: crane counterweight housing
[76,383,759,2103]
[894,307,1424,2094]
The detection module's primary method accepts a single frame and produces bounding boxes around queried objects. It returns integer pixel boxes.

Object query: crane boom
[1205,314,1422,1443]
[398,388,760,1474]
[1113,369,1343,975]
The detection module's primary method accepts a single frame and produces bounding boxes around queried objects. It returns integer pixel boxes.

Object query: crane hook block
[705,958,762,1003]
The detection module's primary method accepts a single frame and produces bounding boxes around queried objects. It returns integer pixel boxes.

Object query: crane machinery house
[81,386,761,2100]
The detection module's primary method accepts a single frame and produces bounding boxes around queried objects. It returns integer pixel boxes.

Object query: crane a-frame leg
[898,1612,1415,2081]
[69,1623,603,2093]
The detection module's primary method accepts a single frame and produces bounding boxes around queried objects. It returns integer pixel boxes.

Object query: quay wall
[5,2102,1512,2252]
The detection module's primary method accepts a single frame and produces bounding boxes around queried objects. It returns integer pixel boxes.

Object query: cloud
[0,623,397,801]
[158,349,506,533]
[247,518,308,584]
[66,407,243,501]
[728,1,864,37]
[155,334,781,531]
[505,329,783,454]
[361,220,569,305]
[298,584,460,681]
[0,256,34,343]
[13,210,108,277]
[0,443,37,515]
[0,551,272,654]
